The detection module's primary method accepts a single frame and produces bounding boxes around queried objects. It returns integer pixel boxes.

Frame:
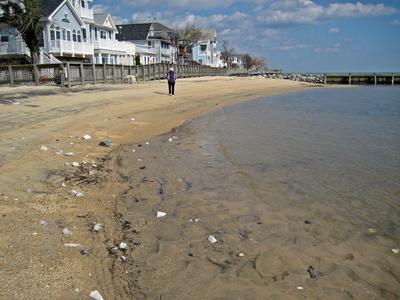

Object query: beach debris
[168,138,173,142]
[55,150,63,155]
[156,211,167,218]
[392,248,399,254]
[297,287,304,290]
[40,220,48,226]
[74,288,80,293]
[132,149,136,152]
[343,253,354,261]
[70,190,84,197]
[307,265,317,278]
[64,243,82,248]
[40,145,48,151]
[26,188,33,193]
[238,252,245,257]
[93,223,102,232]
[145,141,150,145]
[137,158,142,162]
[304,220,312,225]
[189,218,201,222]
[32,232,38,235]
[121,256,127,261]
[208,235,218,244]
[80,248,91,255]
[62,228,72,236]
[61,183,66,187]
[72,161,80,167]
[83,134,91,140]
[119,242,128,250]
[13,101,21,105]
[130,117,135,121]
[99,139,112,147]
[89,290,104,300]
[368,228,377,233]
[65,152,74,156]
[139,166,146,170]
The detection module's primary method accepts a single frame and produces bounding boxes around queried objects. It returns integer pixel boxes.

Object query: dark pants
[168,82,175,95]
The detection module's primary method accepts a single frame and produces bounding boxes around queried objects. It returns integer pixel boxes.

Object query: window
[200,45,207,51]
[67,30,71,41]
[94,28,98,39]
[50,25,55,40]
[148,41,152,47]
[55,27,61,40]
[82,28,86,42]
[72,30,77,42]
[77,30,81,42]
[62,29,66,40]
[108,31,111,39]
[81,0,85,8]
[100,30,106,39]
[1,36,9,42]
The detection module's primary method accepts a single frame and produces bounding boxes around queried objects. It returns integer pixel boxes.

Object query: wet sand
[0,77,314,299]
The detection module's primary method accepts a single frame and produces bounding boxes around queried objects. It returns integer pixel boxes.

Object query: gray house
[116,22,177,65]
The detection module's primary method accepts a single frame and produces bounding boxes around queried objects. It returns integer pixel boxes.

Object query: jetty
[324,73,399,85]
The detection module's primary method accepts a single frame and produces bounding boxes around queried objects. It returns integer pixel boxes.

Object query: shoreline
[0,77,319,299]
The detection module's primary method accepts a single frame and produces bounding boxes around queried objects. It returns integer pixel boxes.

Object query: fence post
[121,65,124,83]
[102,64,106,83]
[33,64,40,86]
[80,63,85,85]
[112,64,116,84]
[92,64,96,84]
[59,63,65,87]
[66,62,71,88]
[8,65,14,86]
[142,65,145,81]
[129,65,132,76]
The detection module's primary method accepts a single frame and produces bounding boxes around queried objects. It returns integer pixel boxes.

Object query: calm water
[199,86,400,237]
[123,86,400,299]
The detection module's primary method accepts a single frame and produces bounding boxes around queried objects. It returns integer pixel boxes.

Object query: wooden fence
[0,63,230,87]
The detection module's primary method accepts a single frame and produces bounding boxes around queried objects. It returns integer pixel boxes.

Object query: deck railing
[0,62,230,87]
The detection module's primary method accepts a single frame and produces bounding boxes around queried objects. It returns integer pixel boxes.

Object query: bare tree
[175,23,207,63]
[0,0,44,64]
[242,54,252,69]
[221,40,234,68]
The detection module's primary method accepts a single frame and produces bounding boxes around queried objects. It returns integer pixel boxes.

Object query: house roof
[37,0,64,17]
[116,23,173,41]
[93,13,108,26]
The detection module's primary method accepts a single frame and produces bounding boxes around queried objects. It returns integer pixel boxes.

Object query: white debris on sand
[62,228,72,236]
[156,211,167,218]
[40,146,48,151]
[70,190,84,197]
[65,152,74,156]
[119,242,128,250]
[72,161,80,167]
[93,224,102,232]
[208,235,218,244]
[89,290,104,300]
[238,252,245,257]
[83,134,91,140]
[64,243,82,248]
[392,248,399,254]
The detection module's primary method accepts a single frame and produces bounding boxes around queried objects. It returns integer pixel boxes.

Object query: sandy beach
[0,77,316,299]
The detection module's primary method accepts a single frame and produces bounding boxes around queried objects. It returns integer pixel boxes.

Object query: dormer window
[62,12,70,23]
[81,0,85,8]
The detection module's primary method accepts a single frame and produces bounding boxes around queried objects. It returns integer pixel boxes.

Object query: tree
[242,54,253,69]
[0,0,44,64]
[176,23,206,63]
[221,40,234,68]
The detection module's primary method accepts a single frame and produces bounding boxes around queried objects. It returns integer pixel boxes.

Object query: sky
[94,0,400,72]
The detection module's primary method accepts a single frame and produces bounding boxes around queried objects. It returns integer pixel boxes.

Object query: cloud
[329,27,340,33]
[260,1,396,26]
[392,19,400,26]
[314,42,341,53]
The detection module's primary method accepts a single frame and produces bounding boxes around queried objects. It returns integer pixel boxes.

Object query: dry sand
[0,77,315,299]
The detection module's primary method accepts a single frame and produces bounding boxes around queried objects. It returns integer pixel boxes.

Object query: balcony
[49,40,93,56]
[94,39,136,54]
[77,6,93,20]
[0,37,30,56]
[135,44,158,55]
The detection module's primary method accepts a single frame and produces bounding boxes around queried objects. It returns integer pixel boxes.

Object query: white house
[229,54,244,69]
[191,30,223,68]
[0,0,136,65]
[116,22,177,65]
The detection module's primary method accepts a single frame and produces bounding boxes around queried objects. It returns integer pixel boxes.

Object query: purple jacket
[167,70,177,83]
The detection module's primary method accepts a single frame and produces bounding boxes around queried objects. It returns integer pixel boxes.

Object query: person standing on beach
[167,67,177,96]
